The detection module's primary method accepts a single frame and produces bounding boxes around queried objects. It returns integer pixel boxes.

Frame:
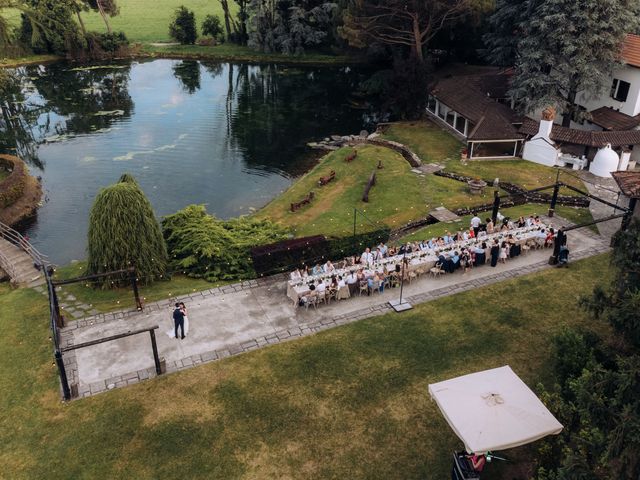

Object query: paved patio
[58,218,607,398]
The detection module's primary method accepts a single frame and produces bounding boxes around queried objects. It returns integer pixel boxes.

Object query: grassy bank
[140,43,362,65]
[0,54,60,68]
[255,144,505,237]
[380,121,588,196]
[0,254,612,479]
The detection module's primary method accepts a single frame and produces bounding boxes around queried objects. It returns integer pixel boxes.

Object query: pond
[0,59,380,264]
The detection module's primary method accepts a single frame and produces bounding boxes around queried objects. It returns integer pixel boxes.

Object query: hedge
[0,155,27,209]
[250,227,391,276]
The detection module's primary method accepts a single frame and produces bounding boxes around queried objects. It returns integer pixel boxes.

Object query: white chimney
[534,106,556,142]
[619,149,631,171]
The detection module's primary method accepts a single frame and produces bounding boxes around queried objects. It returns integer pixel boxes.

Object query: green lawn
[53,261,229,316]
[255,144,504,237]
[0,254,612,479]
[81,0,230,43]
[397,203,595,244]
[380,121,588,196]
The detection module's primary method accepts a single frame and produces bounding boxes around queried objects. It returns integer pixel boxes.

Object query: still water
[0,59,378,264]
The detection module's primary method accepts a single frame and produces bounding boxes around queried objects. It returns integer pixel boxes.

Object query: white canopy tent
[428,366,563,454]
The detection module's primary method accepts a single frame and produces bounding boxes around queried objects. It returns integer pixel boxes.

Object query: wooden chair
[370,280,381,295]
[359,281,369,296]
[305,293,318,310]
[430,262,445,278]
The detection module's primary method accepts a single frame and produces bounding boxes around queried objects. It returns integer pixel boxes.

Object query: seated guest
[302,265,310,278]
[442,232,451,244]
[419,239,429,251]
[508,234,521,257]
[387,246,397,257]
[517,216,526,228]
[378,242,388,257]
[356,268,366,282]
[461,248,472,273]
[462,230,469,241]
[526,215,535,227]
[361,247,374,265]
[330,275,338,290]
[290,268,302,282]
[312,264,323,275]
[337,275,346,289]
[534,215,541,225]
[324,260,335,273]
[372,247,383,262]
[316,280,326,294]
[452,251,460,269]
[501,220,510,231]
[545,228,555,247]
[486,218,494,234]
[477,229,488,240]
[469,227,475,239]
[428,238,437,249]
[377,271,386,292]
[437,237,445,247]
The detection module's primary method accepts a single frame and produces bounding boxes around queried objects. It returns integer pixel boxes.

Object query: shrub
[0,155,27,208]
[202,14,224,40]
[169,6,197,45]
[163,205,289,281]
[95,31,129,53]
[87,174,168,286]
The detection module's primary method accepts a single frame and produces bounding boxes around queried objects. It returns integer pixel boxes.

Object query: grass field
[255,144,506,237]
[81,0,229,43]
[0,254,612,479]
[380,121,588,196]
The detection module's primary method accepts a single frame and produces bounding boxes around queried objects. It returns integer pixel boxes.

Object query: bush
[169,6,197,45]
[95,31,129,53]
[0,155,27,208]
[202,14,224,40]
[163,205,289,282]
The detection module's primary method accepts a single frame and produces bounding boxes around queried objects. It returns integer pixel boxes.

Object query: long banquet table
[286,224,549,305]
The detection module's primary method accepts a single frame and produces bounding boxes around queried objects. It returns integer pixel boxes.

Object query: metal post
[48,266,64,328]
[491,190,501,224]
[130,268,142,311]
[622,198,637,231]
[388,248,412,312]
[352,208,357,254]
[55,350,71,400]
[149,330,162,375]
[548,171,560,217]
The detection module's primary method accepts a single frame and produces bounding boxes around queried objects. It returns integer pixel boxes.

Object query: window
[610,78,630,102]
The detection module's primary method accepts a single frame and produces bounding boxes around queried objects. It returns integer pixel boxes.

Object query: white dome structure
[589,144,619,178]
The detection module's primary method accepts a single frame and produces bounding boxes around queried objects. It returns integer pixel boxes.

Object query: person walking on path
[173,303,185,339]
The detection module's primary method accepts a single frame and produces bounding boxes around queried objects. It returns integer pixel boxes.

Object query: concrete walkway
[58,217,608,398]
[576,170,624,240]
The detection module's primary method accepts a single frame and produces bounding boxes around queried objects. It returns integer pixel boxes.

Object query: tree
[248,0,337,54]
[84,0,119,33]
[340,0,472,64]
[86,173,168,286]
[18,0,83,55]
[202,14,223,39]
[218,0,233,39]
[0,0,47,50]
[489,0,640,127]
[169,5,197,45]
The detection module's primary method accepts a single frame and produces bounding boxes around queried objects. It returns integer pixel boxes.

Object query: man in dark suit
[173,303,185,339]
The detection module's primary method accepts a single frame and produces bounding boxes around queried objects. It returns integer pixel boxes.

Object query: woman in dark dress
[490,239,500,267]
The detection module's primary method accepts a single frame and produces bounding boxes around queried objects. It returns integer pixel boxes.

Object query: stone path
[576,170,624,241]
[429,206,461,223]
[55,217,608,398]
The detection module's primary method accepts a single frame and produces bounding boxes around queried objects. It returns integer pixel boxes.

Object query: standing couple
[170,302,189,339]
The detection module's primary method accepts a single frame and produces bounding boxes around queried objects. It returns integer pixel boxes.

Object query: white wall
[576,65,640,117]
[522,138,559,166]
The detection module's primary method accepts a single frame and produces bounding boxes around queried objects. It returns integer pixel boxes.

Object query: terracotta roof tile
[622,34,640,68]
[611,171,640,198]
[589,107,640,130]
[520,117,640,147]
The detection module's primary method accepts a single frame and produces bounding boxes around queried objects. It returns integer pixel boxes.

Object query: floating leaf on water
[67,65,129,72]
[155,144,176,151]
[93,109,124,117]
[178,133,188,140]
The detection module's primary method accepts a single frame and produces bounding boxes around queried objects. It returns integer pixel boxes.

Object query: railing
[0,247,19,284]
[0,220,48,268]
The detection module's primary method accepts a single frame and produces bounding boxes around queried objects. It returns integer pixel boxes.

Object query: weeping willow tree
[86,173,168,286]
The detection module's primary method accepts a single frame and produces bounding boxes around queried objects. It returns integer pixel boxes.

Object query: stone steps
[0,237,44,286]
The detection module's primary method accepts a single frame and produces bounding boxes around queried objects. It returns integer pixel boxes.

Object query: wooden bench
[318,170,336,186]
[290,191,315,212]
[345,149,358,162]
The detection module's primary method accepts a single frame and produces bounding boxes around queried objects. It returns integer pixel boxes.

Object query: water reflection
[0,59,378,263]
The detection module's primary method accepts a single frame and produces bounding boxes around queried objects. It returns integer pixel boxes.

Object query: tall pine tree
[486,0,640,127]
